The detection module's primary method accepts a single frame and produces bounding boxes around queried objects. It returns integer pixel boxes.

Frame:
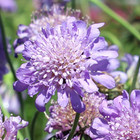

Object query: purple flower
[0,0,17,12]
[0,84,20,114]
[45,92,105,139]
[0,108,28,139]
[0,28,8,83]
[14,5,81,56]
[14,19,118,113]
[90,90,140,139]
[122,54,140,88]
[0,109,4,138]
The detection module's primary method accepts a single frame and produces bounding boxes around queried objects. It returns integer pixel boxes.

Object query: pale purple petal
[92,73,115,89]
[110,71,128,83]
[57,91,68,108]
[78,78,98,93]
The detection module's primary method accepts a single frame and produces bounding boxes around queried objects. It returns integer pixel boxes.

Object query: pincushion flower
[0,108,28,140]
[91,90,140,139]
[14,19,118,113]
[45,92,105,139]
[14,5,81,55]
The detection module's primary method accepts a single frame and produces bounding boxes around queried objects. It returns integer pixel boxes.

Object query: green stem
[0,96,24,140]
[0,13,24,117]
[67,113,80,140]
[30,111,39,140]
[130,56,140,92]
[90,0,140,41]
[71,0,76,9]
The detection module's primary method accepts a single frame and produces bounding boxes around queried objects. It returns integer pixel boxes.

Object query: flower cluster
[0,107,28,139]
[14,17,118,113]
[45,92,105,139]
[90,90,140,139]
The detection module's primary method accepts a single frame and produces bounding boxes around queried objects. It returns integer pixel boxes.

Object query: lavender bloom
[14,5,81,55]
[0,0,17,12]
[45,92,105,139]
[14,19,118,113]
[0,108,28,139]
[91,90,140,139]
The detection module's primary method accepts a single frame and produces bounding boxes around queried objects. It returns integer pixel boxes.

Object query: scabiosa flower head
[0,0,17,12]
[91,90,140,140]
[14,19,118,113]
[0,107,28,139]
[14,5,81,55]
[45,92,105,139]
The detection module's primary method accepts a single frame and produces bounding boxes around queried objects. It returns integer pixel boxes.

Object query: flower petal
[35,93,46,112]
[57,90,68,108]
[13,81,28,92]
[78,78,98,93]
[69,89,85,113]
[92,73,115,89]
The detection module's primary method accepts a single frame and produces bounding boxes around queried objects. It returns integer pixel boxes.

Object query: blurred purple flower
[33,0,70,10]
[91,90,140,139]
[0,84,20,114]
[0,0,17,12]
[14,5,81,56]
[45,92,105,139]
[122,54,140,87]
[0,109,4,138]
[0,28,8,83]
[14,19,118,113]
[0,108,28,139]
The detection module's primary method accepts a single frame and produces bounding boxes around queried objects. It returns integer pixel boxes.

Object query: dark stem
[71,0,76,9]
[130,55,140,92]
[67,113,80,140]
[0,13,24,117]
[30,111,40,140]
